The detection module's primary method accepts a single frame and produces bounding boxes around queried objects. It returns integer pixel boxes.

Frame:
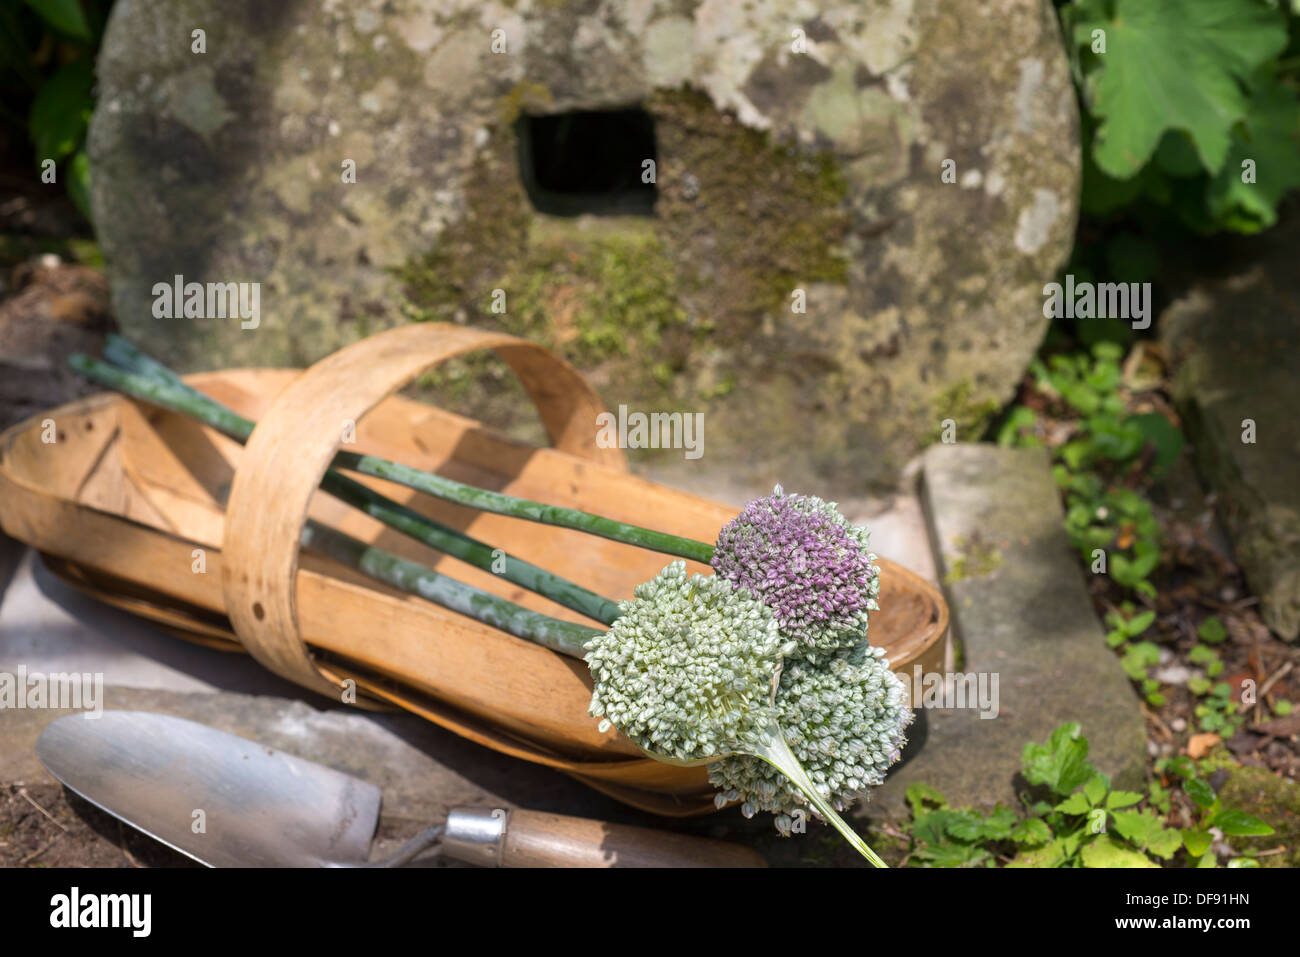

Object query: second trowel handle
[442,807,766,868]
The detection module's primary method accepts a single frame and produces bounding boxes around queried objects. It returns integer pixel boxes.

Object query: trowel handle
[442,807,767,868]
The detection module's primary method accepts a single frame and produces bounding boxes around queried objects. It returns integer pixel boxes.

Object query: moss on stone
[929,380,1001,443]
[1216,765,1300,867]
[943,534,1003,585]
[393,84,855,447]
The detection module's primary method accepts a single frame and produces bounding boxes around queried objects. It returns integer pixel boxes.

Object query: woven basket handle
[220,323,624,697]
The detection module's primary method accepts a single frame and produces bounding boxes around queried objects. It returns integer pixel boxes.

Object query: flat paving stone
[858,443,1146,823]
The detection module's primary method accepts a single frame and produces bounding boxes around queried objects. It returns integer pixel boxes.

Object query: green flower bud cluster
[584,561,795,762]
[708,647,912,834]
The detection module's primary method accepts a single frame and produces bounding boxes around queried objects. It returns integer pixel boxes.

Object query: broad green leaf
[23,0,91,40]
[29,59,93,164]
[1112,809,1181,858]
[1080,835,1159,868]
[1011,818,1052,845]
[906,781,946,816]
[1056,792,1092,815]
[1007,839,1067,868]
[1197,851,1218,868]
[911,842,991,868]
[942,810,991,843]
[1022,723,1096,797]
[1184,776,1215,808]
[1075,0,1289,177]
[1209,79,1300,231]
[1106,790,1143,810]
[1183,829,1213,857]
[1227,858,1260,868]
[1211,808,1275,837]
[1083,774,1108,807]
[1130,413,1185,474]
[979,806,1020,842]
[1125,609,1156,637]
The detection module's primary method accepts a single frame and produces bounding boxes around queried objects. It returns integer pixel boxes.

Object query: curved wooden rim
[220,323,626,697]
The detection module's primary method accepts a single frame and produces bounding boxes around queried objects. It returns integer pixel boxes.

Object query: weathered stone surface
[860,443,1145,821]
[1161,220,1300,640]
[1216,765,1300,867]
[91,0,1079,491]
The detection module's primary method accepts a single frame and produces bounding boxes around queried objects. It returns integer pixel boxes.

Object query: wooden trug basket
[0,324,947,816]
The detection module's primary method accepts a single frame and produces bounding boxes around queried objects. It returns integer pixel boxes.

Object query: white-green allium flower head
[584,560,796,763]
[707,646,912,834]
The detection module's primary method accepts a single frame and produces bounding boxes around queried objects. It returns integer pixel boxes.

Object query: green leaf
[1184,776,1215,808]
[1226,857,1260,868]
[1211,808,1275,837]
[1080,835,1159,868]
[1188,644,1219,667]
[29,59,94,164]
[1106,790,1143,810]
[911,842,991,868]
[1188,676,1213,696]
[1106,629,1128,649]
[1183,829,1213,857]
[942,810,993,843]
[1125,609,1156,637]
[1056,792,1093,815]
[1011,818,1052,845]
[906,782,946,817]
[1197,850,1218,868]
[1083,774,1108,807]
[997,406,1039,447]
[23,0,91,40]
[1198,616,1229,644]
[1130,413,1185,473]
[1007,839,1067,868]
[66,149,92,222]
[1076,0,1289,177]
[1113,809,1183,859]
[1208,78,1300,231]
[978,806,1020,842]
[1022,723,1096,797]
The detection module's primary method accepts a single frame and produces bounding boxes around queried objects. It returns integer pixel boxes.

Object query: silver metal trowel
[35,711,765,868]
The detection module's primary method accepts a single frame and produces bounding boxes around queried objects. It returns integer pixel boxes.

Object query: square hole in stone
[515,107,657,217]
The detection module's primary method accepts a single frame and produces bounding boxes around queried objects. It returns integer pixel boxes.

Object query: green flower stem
[72,345,620,625]
[752,724,888,868]
[99,336,715,563]
[331,449,716,563]
[300,521,600,658]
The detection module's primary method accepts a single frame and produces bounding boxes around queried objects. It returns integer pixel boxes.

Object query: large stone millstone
[90,0,1079,490]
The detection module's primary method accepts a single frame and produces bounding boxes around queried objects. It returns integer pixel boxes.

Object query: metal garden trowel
[35,711,765,868]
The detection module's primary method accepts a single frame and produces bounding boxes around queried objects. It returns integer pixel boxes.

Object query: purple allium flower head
[711,485,880,662]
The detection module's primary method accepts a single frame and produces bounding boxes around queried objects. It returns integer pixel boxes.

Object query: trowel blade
[35,710,381,867]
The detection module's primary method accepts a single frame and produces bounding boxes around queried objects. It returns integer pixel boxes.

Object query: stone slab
[858,443,1146,822]
[1161,218,1300,640]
